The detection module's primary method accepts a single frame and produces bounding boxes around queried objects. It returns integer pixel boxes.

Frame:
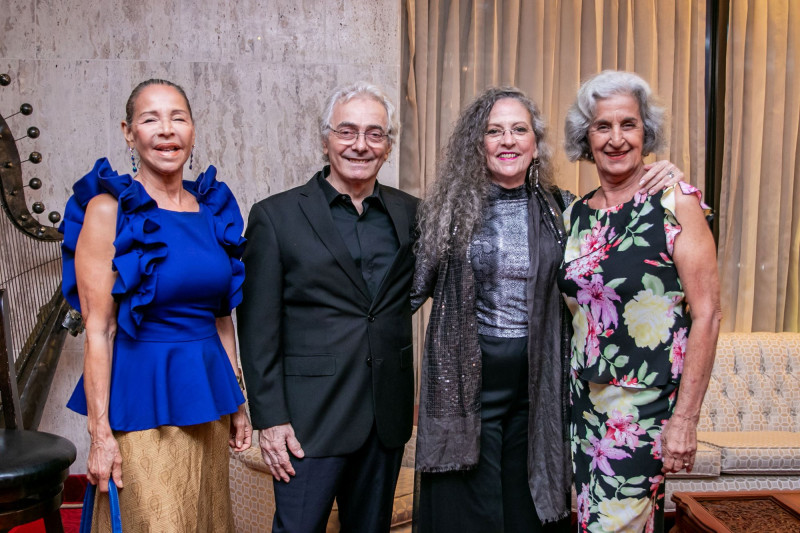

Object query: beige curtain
[717,0,800,332]
[401,0,707,198]
[401,0,709,384]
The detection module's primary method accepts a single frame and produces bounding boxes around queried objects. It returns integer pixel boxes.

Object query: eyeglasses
[329,127,389,145]
[484,126,532,142]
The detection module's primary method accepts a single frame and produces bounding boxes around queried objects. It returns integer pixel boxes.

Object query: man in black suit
[237,82,418,533]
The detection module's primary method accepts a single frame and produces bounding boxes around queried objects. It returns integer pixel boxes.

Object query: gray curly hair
[319,81,399,162]
[416,86,555,261]
[563,70,666,162]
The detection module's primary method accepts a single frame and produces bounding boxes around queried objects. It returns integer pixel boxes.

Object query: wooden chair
[0,288,76,533]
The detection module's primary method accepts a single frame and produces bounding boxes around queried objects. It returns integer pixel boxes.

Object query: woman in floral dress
[557,71,721,533]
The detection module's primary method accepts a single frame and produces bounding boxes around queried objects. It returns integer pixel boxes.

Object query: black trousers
[418,335,570,533]
[272,423,404,533]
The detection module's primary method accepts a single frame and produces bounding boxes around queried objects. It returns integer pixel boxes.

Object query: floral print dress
[557,184,707,533]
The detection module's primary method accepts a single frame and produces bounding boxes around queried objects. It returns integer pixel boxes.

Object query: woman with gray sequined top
[410,86,682,533]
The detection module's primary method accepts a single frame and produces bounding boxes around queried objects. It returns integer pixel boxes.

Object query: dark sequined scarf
[412,184,573,523]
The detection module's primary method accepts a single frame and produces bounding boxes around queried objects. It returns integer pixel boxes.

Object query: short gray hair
[564,70,666,162]
[319,81,399,161]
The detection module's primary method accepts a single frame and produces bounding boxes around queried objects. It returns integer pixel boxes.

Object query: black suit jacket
[237,168,418,456]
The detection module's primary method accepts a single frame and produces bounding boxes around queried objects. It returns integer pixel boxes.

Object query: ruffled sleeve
[61,158,166,338]
[660,181,713,256]
[60,158,153,314]
[661,181,712,218]
[61,159,245,336]
[110,184,166,337]
[186,165,246,314]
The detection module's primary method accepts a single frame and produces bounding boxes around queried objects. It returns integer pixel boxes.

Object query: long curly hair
[416,87,555,261]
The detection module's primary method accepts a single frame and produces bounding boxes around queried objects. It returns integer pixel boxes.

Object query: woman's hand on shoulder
[639,160,683,196]
[229,404,252,452]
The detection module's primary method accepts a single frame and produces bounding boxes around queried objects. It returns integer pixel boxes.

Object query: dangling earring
[129,146,138,174]
[189,145,195,170]
[526,164,534,188]
[529,158,540,187]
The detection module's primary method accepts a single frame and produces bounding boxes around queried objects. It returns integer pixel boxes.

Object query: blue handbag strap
[108,480,122,532]
[79,484,94,533]
[80,480,123,533]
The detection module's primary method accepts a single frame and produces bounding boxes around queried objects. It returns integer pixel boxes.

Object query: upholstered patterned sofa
[229,428,415,532]
[664,332,800,512]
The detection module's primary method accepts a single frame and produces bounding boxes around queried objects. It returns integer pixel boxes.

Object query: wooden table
[671,490,800,532]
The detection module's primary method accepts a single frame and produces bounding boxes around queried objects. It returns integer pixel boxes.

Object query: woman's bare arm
[660,188,722,474]
[76,193,123,491]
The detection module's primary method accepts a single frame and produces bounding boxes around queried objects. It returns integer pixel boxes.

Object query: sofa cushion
[229,446,276,533]
[697,333,800,433]
[698,431,800,474]
[666,442,721,479]
[235,441,270,473]
[392,466,414,525]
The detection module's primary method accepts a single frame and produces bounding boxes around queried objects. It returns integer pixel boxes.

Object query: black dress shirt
[318,172,399,298]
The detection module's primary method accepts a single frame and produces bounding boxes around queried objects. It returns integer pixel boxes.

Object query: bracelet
[236,368,246,392]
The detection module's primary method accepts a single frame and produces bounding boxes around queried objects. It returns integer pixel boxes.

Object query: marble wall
[1,0,403,473]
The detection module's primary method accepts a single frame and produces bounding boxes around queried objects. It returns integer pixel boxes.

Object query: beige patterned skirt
[91,416,234,533]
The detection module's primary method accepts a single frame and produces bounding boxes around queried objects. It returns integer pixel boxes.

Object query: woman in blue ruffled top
[61,79,251,531]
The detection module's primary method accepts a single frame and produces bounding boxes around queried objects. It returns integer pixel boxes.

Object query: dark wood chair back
[0,288,77,533]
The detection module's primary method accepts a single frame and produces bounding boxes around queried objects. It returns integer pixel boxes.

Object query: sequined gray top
[469,182,529,337]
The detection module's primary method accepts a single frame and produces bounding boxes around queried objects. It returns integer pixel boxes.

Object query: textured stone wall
[1,0,402,473]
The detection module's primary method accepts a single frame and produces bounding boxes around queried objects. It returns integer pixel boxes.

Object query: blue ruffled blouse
[61,158,246,431]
